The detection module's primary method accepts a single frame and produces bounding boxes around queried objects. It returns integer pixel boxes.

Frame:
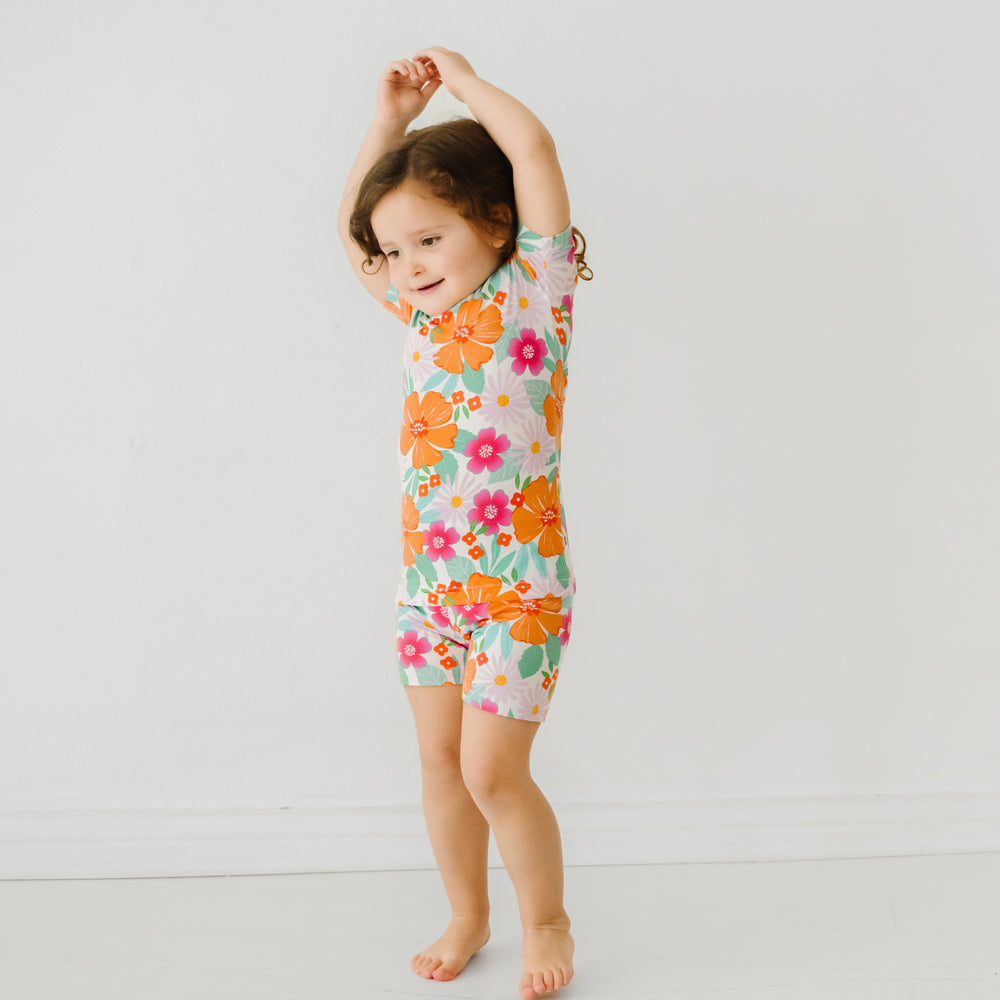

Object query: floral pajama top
[386,223,578,642]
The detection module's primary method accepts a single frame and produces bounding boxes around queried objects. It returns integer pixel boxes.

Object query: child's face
[371,179,506,317]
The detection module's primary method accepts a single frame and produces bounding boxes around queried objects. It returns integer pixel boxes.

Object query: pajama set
[385,222,579,722]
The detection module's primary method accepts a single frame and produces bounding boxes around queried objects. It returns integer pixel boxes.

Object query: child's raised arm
[414,47,571,239]
[337,60,441,301]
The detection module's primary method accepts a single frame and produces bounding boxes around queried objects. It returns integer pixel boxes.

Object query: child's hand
[413,47,478,104]
[375,59,441,127]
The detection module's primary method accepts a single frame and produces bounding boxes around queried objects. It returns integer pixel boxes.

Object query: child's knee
[418,740,463,779]
[460,749,527,807]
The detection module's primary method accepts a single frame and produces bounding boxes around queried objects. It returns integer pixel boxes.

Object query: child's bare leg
[405,687,492,981]
[460,704,574,999]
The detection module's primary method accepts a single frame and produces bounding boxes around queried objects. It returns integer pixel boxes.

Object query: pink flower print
[464,427,510,473]
[398,630,432,669]
[480,697,499,714]
[424,521,460,561]
[559,608,573,646]
[429,604,451,632]
[455,600,490,624]
[508,329,548,375]
[470,489,512,536]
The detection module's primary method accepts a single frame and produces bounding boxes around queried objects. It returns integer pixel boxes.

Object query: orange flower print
[443,572,504,610]
[401,494,423,567]
[431,299,503,373]
[383,297,414,325]
[400,390,458,469]
[543,360,567,449]
[463,651,480,694]
[511,475,564,556]
[491,592,563,645]
[515,254,538,283]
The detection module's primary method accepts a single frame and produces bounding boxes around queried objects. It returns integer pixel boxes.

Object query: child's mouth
[416,279,444,293]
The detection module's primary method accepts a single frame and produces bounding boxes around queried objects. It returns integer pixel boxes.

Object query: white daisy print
[480,364,533,427]
[425,468,481,529]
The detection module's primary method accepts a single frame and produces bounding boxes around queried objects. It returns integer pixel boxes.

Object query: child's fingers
[419,77,442,102]
[384,59,424,83]
[413,53,439,76]
[413,46,447,63]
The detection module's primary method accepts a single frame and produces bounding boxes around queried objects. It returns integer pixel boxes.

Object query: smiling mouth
[415,279,444,293]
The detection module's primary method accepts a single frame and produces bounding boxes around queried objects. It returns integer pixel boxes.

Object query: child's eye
[421,236,439,247]
[385,249,399,260]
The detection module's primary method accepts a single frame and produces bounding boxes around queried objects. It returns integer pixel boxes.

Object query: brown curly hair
[349,117,592,281]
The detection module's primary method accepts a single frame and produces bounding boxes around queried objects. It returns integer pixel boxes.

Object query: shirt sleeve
[513,223,579,301]
[382,283,416,327]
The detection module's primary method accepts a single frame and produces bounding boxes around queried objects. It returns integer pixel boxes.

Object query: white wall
[2,0,999,877]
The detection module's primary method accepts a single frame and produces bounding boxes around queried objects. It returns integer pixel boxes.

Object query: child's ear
[488,204,513,248]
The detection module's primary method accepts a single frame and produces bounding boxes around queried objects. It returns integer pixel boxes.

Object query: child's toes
[412,954,439,979]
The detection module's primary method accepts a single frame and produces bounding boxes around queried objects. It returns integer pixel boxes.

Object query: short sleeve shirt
[387,222,578,610]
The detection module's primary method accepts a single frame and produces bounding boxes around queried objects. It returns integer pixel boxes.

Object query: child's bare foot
[411,916,491,982]
[519,921,575,998]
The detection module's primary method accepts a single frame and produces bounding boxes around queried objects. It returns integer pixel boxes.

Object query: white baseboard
[3,792,1000,880]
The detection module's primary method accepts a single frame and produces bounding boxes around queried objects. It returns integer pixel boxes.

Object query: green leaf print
[441,373,460,398]
[488,463,513,485]
[518,645,543,679]
[500,625,514,661]
[447,556,476,581]
[556,554,570,589]
[413,554,437,583]
[463,365,485,395]
[402,466,420,497]
[453,429,476,454]
[530,544,548,576]
[418,665,448,686]
[492,549,517,579]
[544,329,561,359]
[526,380,550,417]
[514,544,532,579]
[422,368,450,392]
[406,566,421,598]
[545,632,563,666]
[434,450,458,481]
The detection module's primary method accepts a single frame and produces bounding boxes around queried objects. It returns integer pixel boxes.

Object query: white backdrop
[2,0,999,877]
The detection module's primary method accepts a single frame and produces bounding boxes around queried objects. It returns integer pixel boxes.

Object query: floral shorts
[395,599,571,722]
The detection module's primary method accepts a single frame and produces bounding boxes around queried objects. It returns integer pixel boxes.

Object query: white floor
[1,853,999,999]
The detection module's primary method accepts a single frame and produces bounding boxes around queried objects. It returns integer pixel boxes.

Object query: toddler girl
[337,47,590,1000]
